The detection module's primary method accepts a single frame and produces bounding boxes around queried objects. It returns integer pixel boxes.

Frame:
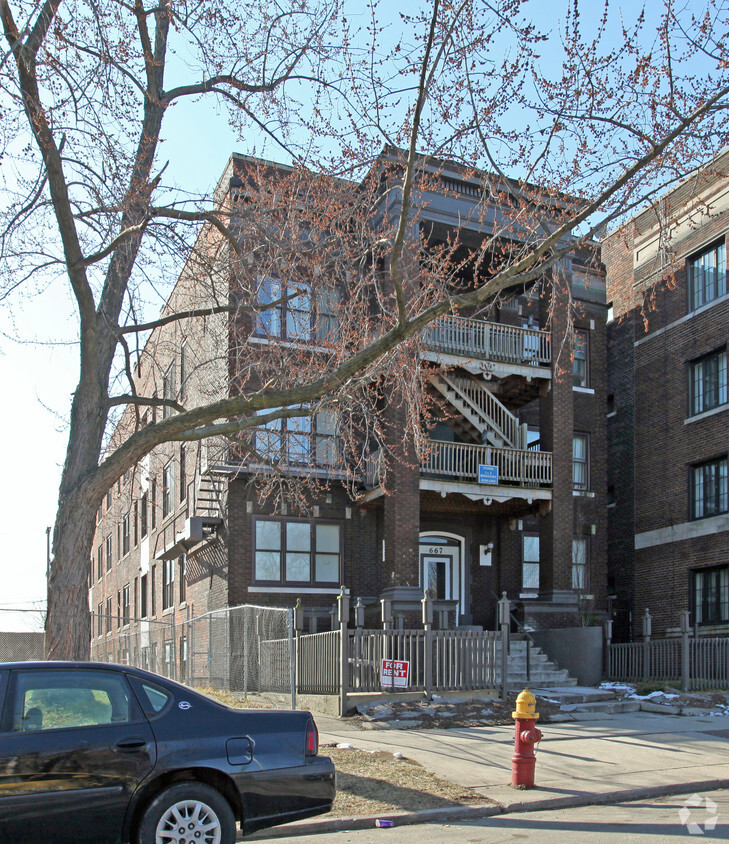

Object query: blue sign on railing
[478,464,498,485]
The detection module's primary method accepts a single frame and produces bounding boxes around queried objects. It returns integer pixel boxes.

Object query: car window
[10,669,133,732]
[129,677,172,717]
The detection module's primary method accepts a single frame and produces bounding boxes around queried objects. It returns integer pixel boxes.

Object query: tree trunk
[45,494,97,659]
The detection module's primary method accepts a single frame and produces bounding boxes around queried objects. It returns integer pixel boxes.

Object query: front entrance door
[419,534,463,614]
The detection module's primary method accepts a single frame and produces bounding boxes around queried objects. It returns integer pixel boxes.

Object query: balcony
[421,315,551,382]
[364,440,552,506]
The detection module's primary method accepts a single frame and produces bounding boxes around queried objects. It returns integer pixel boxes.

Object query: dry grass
[323,746,490,817]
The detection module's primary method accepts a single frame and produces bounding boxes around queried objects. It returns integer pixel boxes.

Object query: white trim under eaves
[635,514,729,549]
[634,292,729,348]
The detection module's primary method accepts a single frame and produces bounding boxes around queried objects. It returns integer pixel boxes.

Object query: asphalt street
[251,788,729,842]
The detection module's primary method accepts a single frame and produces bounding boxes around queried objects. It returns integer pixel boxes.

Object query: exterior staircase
[429,371,527,449]
[497,637,578,688]
[195,472,225,519]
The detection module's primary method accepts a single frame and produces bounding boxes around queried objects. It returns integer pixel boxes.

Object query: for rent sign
[380,659,410,689]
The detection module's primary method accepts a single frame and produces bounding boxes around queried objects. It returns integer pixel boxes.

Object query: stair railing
[493,590,535,683]
[447,373,523,448]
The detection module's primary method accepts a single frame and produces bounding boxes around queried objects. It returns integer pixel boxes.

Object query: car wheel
[137,782,236,844]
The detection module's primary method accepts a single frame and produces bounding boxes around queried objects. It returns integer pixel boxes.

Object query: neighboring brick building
[89,150,608,667]
[604,152,729,640]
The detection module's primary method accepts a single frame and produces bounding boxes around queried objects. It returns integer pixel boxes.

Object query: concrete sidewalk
[320,711,729,809]
[249,711,729,838]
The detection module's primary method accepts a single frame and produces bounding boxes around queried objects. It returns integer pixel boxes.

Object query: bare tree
[1,0,728,658]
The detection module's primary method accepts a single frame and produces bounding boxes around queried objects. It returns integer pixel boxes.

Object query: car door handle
[115,737,149,751]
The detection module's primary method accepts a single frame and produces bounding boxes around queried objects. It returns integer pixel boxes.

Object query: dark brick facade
[605,153,729,639]
[90,152,610,650]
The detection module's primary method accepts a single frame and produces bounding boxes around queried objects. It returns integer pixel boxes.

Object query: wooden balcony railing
[422,315,551,367]
[366,440,552,489]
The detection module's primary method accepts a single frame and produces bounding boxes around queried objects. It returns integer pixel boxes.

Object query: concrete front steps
[530,686,638,721]
[496,638,578,688]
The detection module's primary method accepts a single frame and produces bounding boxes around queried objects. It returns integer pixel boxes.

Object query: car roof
[1,660,141,672]
[0,661,187,689]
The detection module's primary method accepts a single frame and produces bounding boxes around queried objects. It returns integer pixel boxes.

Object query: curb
[245,779,729,839]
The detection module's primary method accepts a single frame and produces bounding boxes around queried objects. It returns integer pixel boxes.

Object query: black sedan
[0,661,335,843]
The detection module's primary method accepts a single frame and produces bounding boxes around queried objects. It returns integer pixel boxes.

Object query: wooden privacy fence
[296,627,504,709]
[607,633,729,690]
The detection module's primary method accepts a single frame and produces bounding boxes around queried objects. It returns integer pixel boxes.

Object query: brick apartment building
[604,152,729,641]
[89,150,608,666]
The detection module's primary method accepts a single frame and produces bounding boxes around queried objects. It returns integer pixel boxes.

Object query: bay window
[254,518,341,585]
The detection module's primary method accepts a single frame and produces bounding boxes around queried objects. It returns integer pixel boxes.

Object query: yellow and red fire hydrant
[511,688,543,788]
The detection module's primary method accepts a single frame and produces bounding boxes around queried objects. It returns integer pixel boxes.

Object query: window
[162,462,174,518]
[179,341,187,402]
[116,590,121,628]
[105,596,113,633]
[122,584,130,626]
[163,362,176,418]
[151,565,157,615]
[122,513,130,556]
[692,457,728,519]
[573,330,589,387]
[96,505,102,525]
[255,277,311,340]
[692,566,729,626]
[179,446,186,503]
[522,535,540,591]
[689,240,726,310]
[140,492,148,538]
[133,577,138,619]
[11,669,132,732]
[690,349,727,415]
[131,678,171,716]
[572,538,588,590]
[253,518,341,585]
[179,635,188,682]
[140,573,148,618]
[253,409,337,466]
[164,640,174,673]
[151,479,157,530]
[133,501,139,547]
[97,545,103,581]
[96,602,103,637]
[105,534,113,571]
[179,555,186,604]
[106,489,112,509]
[162,558,174,610]
[573,435,589,490]
[315,285,340,344]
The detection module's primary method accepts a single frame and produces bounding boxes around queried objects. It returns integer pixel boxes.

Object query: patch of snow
[393,752,404,759]
[600,682,636,693]
[629,690,667,700]
[336,743,354,749]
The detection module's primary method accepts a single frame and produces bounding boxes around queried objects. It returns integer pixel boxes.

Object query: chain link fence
[0,609,46,661]
[90,604,294,703]
[0,631,45,662]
